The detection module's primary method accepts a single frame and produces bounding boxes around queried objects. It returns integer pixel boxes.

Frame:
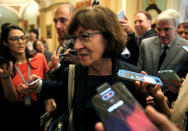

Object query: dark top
[44,50,53,63]
[41,59,146,131]
[123,29,157,65]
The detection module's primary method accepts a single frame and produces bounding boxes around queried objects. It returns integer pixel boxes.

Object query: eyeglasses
[71,32,103,44]
[8,36,26,42]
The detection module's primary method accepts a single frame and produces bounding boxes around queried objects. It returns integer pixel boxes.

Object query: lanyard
[14,63,31,85]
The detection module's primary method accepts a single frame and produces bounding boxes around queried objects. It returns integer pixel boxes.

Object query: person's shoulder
[141,36,158,48]
[32,53,46,61]
[144,29,157,38]
[118,59,141,73]
[142,36,158,43]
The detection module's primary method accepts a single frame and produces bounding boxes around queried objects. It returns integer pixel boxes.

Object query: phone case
[92,82,159,131]
[183,46,188,52]
[118,69,163,87]
[157,70,181,82]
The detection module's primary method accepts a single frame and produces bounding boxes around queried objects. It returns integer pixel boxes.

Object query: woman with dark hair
[33,39,52,63]
[33,6,147,131]
[0,25,49,131]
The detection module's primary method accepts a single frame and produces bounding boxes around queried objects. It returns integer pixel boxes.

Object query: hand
[95,106,180,131]
[119,19,133,34]
[50,52,60,68]
[135,71,152,94]
[0,61,13,79]
[17,83,31,95]
[163,79,182,94]
[146,105,180,131]
[95,122,105,131]
[28,75,41,91]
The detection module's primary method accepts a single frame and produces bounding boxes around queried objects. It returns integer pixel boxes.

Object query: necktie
[158,46,168,69]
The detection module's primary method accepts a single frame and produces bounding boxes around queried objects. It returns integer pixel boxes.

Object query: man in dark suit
[119,10,156,65]
[138,9,188,107]
[49,3,79,80]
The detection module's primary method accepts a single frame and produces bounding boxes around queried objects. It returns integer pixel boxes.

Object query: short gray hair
[157,9,180,27]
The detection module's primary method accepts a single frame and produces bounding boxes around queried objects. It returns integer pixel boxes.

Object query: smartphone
[183,45,188,52]
[117,9,125,19]
[157,70,181,82]
[92,82,159,131]
[28,78,41,86]
[118,69,163,87]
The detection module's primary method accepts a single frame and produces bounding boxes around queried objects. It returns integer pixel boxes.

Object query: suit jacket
[138,35,188,76]
[142,29,157,40]
[124,29,157,65]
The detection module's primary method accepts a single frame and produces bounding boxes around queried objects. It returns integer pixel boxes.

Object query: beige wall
[39,3,63,52]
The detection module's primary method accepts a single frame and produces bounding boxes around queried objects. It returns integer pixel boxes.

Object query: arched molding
[39,2,67,13]
[0,5,20,18]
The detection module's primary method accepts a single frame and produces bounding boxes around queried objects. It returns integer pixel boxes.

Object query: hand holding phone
[28,78,41,86]
[118,69,163,87]
[92,82,159,131]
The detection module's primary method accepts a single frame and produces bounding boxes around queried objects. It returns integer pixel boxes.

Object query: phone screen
[118,69,163,86]
[92,82,159,131]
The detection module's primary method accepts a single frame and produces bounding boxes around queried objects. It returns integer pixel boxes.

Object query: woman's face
[73,26,106,67]
[36,40,45,53]
[5,29,26,55]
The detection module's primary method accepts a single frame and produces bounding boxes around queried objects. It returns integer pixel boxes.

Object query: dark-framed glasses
[8,36,26,42]
[71,32,103,43]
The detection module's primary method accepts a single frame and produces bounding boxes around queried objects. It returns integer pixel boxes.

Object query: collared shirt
[160,41,173,55]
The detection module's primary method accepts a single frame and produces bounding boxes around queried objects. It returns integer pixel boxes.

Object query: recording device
[157,70,182,83]
[28,78,41,86]
[118,69,163,87]
[92,82,159,131]
[92,0,99,7]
